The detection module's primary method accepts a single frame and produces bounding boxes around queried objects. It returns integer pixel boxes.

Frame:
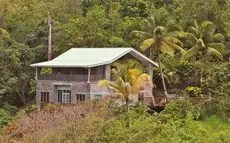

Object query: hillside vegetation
[0,0,229,142]
[1,101,230,143]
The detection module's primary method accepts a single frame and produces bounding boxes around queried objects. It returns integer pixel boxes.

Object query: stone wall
[36,80,111,104]
[36,80,55,103]
[36,63,153,104]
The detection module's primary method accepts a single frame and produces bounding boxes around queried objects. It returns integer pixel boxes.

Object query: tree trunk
[125,98,129,112]
[158,59,168,96]
[48,12,52,61]
[125,97,130,128]
[149,48,152,60]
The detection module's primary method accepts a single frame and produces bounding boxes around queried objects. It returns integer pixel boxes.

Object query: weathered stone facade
[36,65,112,104]
[36,63,154,105]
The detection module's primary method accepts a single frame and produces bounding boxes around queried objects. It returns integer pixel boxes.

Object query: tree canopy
[0,0,229,106]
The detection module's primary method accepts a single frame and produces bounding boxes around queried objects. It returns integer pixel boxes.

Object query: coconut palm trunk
[158,59,168,96]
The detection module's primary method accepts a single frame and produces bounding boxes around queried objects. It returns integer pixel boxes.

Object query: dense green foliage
[0,103,18,128]
[0,109,11,128]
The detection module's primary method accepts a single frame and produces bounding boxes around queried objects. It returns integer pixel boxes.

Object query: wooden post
[87,68,91,83]
[48,12,52,61]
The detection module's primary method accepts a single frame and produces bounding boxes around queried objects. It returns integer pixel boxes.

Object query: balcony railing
[38,74,104,82]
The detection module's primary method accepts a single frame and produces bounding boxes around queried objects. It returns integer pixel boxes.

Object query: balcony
[37,74,104,82]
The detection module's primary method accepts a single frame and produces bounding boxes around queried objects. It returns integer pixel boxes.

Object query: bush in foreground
[1,100,230,143]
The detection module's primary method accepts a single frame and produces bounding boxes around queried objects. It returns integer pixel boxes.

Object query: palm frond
[149,16,156,27]
[154,26,166,35]
[165,41,185,55]
[123,59,143,71]
[207,47,223,60]
[108,86,119,93]
[211,33,225,42]
[171,31,197,41]
[160,41,175,56]
[196,39,205,48]
[207,43,225,53]
[182,45,199,60]
[131,30,152,38]
[201,20,215,34]
[140,38,156,52]
[188,26,199,37]
[98,80,119,89]
[164,36,183,47]
[131,73,153,93]
[143,19,152,29]
[129,69,141,85]
[129,69,141,76]
[111,68,120,80]
[194,20,199,31]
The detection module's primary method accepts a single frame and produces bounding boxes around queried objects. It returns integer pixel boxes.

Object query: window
[57,89,71,104]
[76,94,86,102]
[41,92,49,103]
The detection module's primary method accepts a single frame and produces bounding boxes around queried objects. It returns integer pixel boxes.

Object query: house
[30,48,158,105]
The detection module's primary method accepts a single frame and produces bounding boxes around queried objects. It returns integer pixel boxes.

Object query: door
[57,86,71,104]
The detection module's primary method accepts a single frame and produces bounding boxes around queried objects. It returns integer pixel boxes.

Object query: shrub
[0,109,11,128]
[1,101,230,143]
[194,97,230,120]
[24,104,37,116]
[184,86,202,97]
[2,102,19,116]
[162,99,194,119]
[202,63,230,96]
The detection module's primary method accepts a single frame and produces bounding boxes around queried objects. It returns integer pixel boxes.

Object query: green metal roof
[30,48,158,68]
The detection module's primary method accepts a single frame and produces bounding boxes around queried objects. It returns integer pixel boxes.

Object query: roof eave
[30,47,159,68]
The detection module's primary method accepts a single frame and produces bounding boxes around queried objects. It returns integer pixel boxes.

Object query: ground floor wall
[36,80,153,105]
[36,80,111,104]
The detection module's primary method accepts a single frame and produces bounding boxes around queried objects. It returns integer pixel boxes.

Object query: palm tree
[180,20,225,61]
[98,61,153,112]
[132,16,185,96]
[176,20,225,85]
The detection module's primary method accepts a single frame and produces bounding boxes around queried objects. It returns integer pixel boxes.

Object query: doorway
[57,85,71,104]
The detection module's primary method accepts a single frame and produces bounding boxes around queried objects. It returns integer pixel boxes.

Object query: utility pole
[48,12,52,61]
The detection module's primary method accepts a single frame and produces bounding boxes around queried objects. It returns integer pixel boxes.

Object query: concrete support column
[105,64,111,80]
[35,67,38,80]
[51,85,56,103]
[87,68,91,83]
[148,64,153,80]
[148,64,153,95]
[36,88,40,110]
